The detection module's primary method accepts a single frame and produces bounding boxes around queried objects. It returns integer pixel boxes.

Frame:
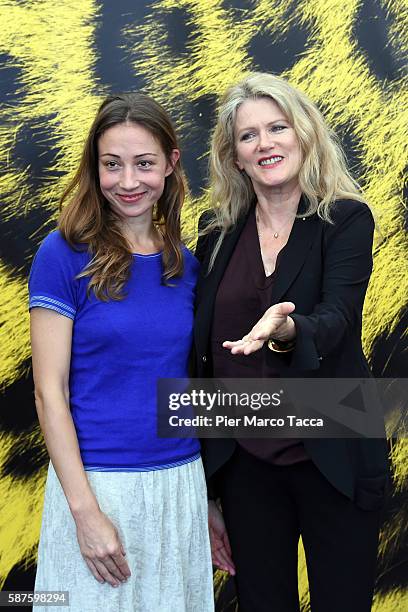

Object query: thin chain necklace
[255,204,296,239]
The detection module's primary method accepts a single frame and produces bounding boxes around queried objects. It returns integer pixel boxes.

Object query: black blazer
[193,198,389,511]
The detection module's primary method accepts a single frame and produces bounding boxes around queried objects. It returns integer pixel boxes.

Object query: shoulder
[328,199,374,226]
[36,229,66,252]
[195,209,220,264]
[320,199,374,242]
[29,231,88,315]
[35,230,86,259]
[198,209,217,231]
[318,199,375,258]
[30,231,90,286]
[33,230,89,266]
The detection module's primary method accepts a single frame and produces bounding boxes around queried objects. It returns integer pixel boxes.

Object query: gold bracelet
[267,338,296,353]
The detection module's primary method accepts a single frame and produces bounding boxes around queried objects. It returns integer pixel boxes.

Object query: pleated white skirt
[34,459,214,612]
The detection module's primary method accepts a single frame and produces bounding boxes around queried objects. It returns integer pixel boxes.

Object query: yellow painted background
[0,1,407,609]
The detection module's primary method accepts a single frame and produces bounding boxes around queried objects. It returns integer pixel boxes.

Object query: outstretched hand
[222,301,296,355]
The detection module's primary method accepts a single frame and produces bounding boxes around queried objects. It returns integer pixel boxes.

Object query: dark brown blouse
[211,207,308,465]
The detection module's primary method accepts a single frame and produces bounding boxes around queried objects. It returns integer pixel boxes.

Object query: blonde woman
[194,73,388,612]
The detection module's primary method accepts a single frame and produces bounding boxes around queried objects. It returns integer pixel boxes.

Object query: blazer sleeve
[289,200,375,370]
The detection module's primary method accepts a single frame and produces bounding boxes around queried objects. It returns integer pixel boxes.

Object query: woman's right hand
[222,301,296,355]
[208,500,236,576]
[74,507,132,587]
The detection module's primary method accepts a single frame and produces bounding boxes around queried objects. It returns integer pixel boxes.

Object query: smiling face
[234,97,302,197]
[98,121,179,223]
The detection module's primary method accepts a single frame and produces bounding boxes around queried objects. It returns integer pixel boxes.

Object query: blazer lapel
[195,213,248,351]
[271,200,319,304]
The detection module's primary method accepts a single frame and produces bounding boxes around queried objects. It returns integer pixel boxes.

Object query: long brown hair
[59,93,185,300]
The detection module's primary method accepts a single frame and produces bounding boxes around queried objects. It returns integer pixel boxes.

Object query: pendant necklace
[255,205,296,240]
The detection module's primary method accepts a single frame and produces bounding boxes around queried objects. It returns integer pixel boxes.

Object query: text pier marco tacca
[157,378,407,439]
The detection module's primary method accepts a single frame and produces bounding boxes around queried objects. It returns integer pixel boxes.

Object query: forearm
[35,388,99,518]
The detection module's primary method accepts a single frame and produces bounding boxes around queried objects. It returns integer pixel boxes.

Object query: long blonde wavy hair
[205,72,366,268]
[59,93,185,300]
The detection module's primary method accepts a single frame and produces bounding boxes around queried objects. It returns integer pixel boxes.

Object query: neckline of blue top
[132,251,163,257]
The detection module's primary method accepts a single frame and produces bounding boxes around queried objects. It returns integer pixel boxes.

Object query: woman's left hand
[208,501,235,575]
[222,301,296,355]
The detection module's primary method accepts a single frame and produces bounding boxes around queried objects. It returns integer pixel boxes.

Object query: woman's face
[98,121,179,222]
[234,97,302,196]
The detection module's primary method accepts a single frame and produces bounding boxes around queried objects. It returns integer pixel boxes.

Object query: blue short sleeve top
[29,231,200,471]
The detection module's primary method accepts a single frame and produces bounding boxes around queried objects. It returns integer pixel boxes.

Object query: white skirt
[35,459,214,612]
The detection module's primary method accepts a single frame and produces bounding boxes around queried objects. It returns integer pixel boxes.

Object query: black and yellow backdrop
[0,1,407,610]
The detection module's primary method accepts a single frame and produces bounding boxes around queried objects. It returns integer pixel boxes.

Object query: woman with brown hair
[194,73,388,611]
[29,93,213,611]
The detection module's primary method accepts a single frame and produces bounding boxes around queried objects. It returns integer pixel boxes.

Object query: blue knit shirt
[29,231,200,471]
